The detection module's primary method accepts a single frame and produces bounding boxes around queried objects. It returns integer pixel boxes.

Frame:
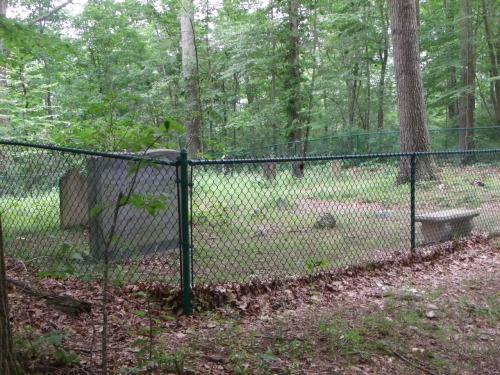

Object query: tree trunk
[376,0,389,130]
[0,0,8,124]
[181,0,202,157]
[389,0,435,182]
[364,48,370,132]
[304,2,319,156]
[444,0,459,127]
[459,0,475,155]
[481,0,500,124]
[1,216,25,375]
[285,0,303,176]
[285,0,301,146]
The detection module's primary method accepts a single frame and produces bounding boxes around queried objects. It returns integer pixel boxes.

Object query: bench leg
[419,222,452,244]
[449,218,474,237]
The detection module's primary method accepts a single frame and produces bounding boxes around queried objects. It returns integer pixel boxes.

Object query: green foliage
[37,242,94,280]
[1,0,499,152]
[0,16,73,63]
[15,328,79,365]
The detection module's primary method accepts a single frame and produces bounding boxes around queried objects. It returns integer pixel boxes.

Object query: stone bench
[415,209,480,244]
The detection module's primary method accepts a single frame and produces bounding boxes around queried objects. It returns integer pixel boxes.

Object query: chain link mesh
[190,151,499,284]
[1,142,499,292]
[0,143,181,285]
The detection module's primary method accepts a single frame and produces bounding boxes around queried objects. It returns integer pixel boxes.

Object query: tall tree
[0,0,8,124]
[444,0,459,127]
[480,0,500,124]
[285,0,304,176]
[376,0,389,130]
[181,0,202,157]
[389,0,435,181]
[284,1,301,146]
[458,0,475,152]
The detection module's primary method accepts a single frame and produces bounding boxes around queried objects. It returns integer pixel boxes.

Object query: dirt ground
[5,234,500,374]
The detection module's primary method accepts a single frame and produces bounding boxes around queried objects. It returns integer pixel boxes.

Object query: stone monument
[60,168,89,229]
[87,149,180,260]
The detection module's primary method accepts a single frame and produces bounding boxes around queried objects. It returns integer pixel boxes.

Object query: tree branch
[28,0,74,26]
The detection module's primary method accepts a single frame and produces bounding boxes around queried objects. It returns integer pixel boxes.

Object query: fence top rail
[1,139,498,166]
[192,148,500,165]
[0,139,179,166]
[213,125,500,157]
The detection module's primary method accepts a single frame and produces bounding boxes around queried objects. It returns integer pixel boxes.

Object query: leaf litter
[5,234,500,374]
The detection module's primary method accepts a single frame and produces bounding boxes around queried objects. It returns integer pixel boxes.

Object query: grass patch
[1,164,499,283]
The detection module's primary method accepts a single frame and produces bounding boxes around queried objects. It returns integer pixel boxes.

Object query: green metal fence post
[410,154,417,252]
[179,148,192,315]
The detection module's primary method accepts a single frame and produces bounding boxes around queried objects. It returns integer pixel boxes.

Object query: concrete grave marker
[331,160,341,177]
[60,168,89,229]
[87,149,180,260]
[263,162,277,181]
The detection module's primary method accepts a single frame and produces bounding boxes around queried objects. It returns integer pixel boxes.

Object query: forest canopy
[0,0,499,155]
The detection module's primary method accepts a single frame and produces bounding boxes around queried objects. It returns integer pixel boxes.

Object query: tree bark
[481,0,500,124]
[444,0,459,127]
[27,0,73,26]
[284,0,303,176]
[376,0,389,130]
[389,0,435,182]
[1,216,25,375]
[181,0,202,157]
[459,0,475,154]
[0,0,8,124]
[304,2,319,156]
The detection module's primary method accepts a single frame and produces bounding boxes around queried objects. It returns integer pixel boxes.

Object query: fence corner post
[410,154,417,252]
[179,148,192,315]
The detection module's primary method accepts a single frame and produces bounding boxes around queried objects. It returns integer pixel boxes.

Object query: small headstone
[250,208,262,217]
[221,155,235,175]
[60,168,89,229]
[376,209,394,219]
[253,229,267,237]
[87,149,180,260]
[314,213,337,229]
[263,162,277,181]
[275,197,291,208]
[331,160,341,177]
[291,161,304,178]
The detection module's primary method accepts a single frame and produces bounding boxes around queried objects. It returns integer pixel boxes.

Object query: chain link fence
[214,126,500,158]
[191,151,500,285]
[0,142,182,285]
[1,140,499,313]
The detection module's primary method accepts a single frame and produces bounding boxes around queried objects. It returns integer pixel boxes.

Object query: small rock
[314,213,337,229]
[250,208,262,217]
[425,311,437,319]
[376,209,394,218]
[464,325,476,332]
[426,303,439,310]
[253,229,267,237]
[275,197,290,208]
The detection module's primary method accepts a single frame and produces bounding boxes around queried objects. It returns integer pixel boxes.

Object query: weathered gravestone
[60,168,89,229]
[291,161,304,178]
[331,160,341,177]
[263,162,277,181]
[87,149,180,260]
